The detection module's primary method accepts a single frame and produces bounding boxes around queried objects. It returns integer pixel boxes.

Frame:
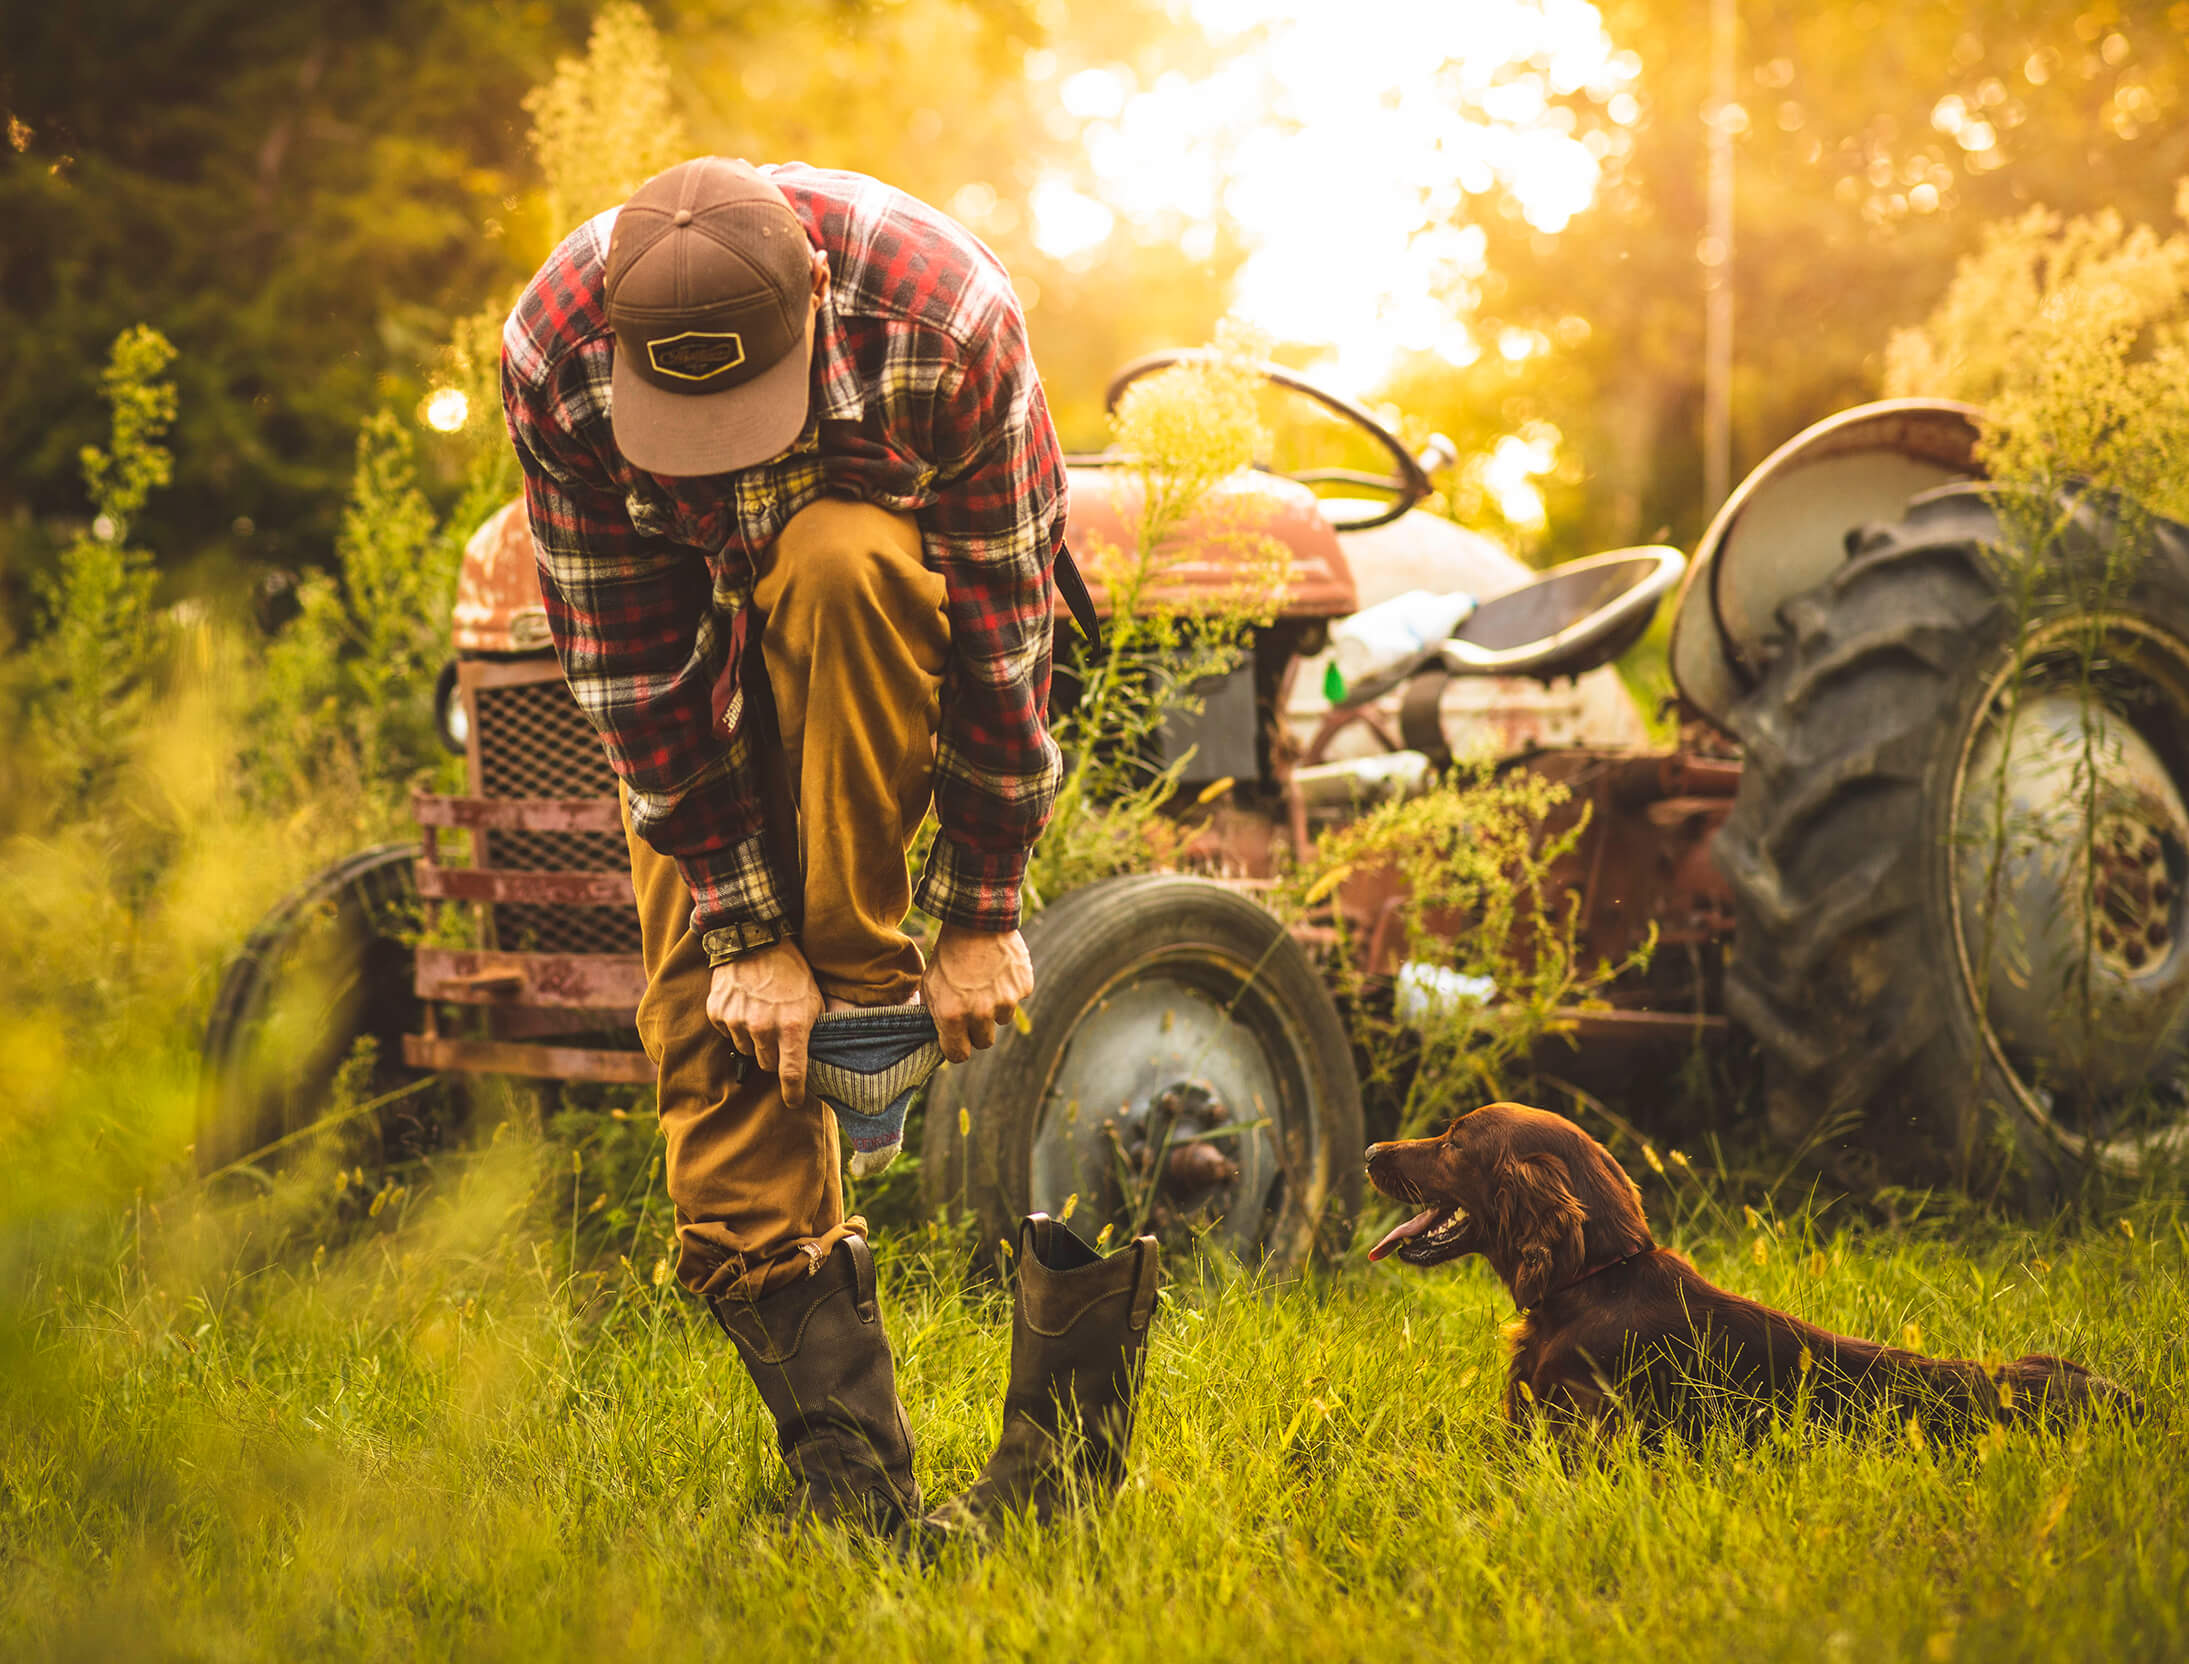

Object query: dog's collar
[1539,1245,1654,1305]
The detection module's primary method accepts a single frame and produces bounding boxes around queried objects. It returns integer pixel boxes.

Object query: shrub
[523,0,688,234]
[252,412,460,811]
[1286,757,1653,1136]
[1887,195,2189,1137]
[13,326,177,830]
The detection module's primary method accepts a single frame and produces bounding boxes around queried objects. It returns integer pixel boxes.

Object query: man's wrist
[934,919,1014,940]
[701,920,793,968]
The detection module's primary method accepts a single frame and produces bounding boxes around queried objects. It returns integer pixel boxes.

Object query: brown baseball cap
[604,157,817,476]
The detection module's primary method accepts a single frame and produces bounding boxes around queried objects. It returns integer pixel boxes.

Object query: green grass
[3,1132,2184,1662]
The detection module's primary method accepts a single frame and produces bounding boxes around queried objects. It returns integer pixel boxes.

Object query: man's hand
[707,941,825,1108]
[922,924,1034,1063]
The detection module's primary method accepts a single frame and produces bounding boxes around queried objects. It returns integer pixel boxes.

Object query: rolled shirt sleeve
[913,329,1068,934]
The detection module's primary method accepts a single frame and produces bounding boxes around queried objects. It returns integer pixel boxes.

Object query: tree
[0,0,1223,612]
[1410,0,2189,562]
[0,2,559,592]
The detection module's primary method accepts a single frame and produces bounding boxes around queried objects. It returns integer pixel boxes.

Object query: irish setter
[1365,1102,2138,1439]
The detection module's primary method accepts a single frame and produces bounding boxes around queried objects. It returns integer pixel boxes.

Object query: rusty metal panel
[1546,1008,1728,1041]
[403,1033,653,1084]
[415,947,647,1009]
[415,864,636,908]
[489,1005,640,1040]
[1065,467,1358,617]
[459,655,567,692]
[411,792,624,834]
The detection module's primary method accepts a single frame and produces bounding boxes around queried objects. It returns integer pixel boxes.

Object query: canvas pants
[620,498,951,1302]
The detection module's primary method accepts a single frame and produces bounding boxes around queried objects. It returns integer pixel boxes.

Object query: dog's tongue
[1367,1208,1441,1262]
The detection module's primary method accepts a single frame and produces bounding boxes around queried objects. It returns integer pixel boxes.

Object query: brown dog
[1365,1102,2138,1439]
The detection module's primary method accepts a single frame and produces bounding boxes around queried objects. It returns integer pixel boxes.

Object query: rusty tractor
[202,354,2189,1260]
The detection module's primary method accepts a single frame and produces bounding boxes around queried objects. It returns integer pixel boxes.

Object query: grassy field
[3,1120,2184,1664]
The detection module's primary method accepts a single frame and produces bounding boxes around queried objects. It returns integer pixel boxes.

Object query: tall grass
[1025,321,1293,905]
[3,1151,2181,1660]
[0,320,480,1250]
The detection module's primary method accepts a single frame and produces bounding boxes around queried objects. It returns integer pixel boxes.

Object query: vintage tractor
[201,355,2189,1262]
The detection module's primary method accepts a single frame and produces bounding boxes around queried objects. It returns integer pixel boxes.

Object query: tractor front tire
[922,873,1363,1271]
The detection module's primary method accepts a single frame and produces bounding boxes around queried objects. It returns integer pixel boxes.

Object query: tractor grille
[474,675,642,956]
[477,678,617,797]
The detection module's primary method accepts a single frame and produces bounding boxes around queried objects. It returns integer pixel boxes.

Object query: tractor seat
[1438,545,1686,681]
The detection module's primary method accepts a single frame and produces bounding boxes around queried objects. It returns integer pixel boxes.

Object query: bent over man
[502,156,1157,1538]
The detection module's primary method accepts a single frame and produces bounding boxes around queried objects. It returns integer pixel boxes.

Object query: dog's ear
[1497,1152,1586,1308]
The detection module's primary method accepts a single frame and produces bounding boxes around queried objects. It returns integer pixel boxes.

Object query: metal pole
[1704,0,1736,513]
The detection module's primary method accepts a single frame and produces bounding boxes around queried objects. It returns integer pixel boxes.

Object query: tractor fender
[1669,398,1982,732]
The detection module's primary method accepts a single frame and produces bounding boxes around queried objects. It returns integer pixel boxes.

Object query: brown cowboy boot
[710,1235,921,1533]
[917,1214,1160,1546]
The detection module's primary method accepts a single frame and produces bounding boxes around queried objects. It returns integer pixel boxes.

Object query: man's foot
[709,1235,921,1535]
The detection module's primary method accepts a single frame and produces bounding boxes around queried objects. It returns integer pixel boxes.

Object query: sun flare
[1033,0,1632,394]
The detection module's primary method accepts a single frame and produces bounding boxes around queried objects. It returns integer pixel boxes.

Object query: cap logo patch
[646,330,747,381]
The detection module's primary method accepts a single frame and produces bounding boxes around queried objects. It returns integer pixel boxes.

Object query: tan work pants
[621,499,951,1301]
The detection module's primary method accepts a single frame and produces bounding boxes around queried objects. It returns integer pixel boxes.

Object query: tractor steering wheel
[1101,350,1451,531]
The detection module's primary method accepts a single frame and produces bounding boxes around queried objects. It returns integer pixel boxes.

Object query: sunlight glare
[1029,177,1117,259]
[423,388,470,433]
[1032,0,1630,393]
[1483,426,1558,529]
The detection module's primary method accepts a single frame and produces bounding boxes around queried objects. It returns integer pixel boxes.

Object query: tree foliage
[0,1,550,586]
[1402,1,2189,562]
[0,0,1220,613]
[525,2,688,233]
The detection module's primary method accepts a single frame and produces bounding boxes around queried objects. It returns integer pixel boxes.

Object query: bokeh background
[9,0,2189,606]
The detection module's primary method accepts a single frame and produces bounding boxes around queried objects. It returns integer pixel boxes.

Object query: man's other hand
[707,941,825,1108]
[922,924,1034,1063]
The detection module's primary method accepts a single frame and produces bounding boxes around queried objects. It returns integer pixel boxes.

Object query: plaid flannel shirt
[501,163,1066,961]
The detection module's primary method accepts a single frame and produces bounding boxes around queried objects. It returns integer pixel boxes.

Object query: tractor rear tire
[1716,484,2189,1193]
[198,844,442,1178]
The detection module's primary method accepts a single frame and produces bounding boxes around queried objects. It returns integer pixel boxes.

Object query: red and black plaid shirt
[502,163,1066,959]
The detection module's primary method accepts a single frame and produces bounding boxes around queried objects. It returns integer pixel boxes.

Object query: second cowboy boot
[710,1234,921,1533]
[921,1213,1160,1540]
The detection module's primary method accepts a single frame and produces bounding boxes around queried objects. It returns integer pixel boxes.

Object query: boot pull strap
[1126,1235,1160,1331]
[842,1233,880,1324]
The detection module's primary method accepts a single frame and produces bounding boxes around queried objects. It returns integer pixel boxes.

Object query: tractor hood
[452,498,555,654]
[1061,465,1357,617]
[1668,398,1983,731]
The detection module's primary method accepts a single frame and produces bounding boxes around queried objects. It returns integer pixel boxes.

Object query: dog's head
[1364,1102,1654,1306]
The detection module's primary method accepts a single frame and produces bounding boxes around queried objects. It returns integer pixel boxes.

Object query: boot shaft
[711,1235,920,1526]
[1001,1216,1160,1477]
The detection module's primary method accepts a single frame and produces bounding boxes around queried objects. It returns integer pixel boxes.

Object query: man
[501,156,1158,1537]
